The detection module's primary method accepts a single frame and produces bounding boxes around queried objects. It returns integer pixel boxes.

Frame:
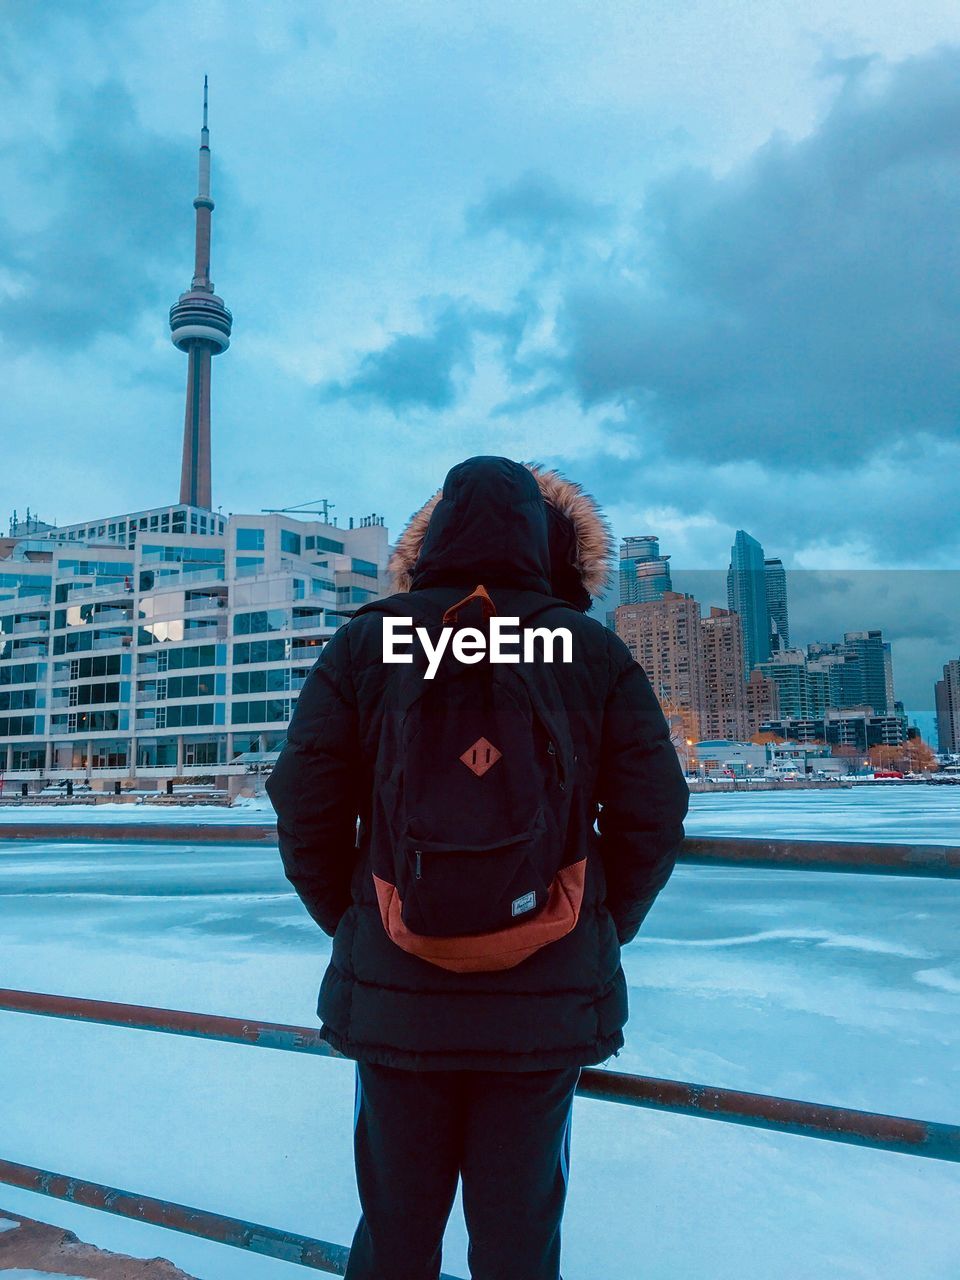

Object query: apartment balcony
[183,596,227,613]
[91,636,133,651]
[185,621,226,640]
[91,606,134,623]
[10,619,50,635]
[66,583,132,605]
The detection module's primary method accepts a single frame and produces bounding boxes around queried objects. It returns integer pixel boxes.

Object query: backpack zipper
[548,741,566,791]
[415,850,422,880]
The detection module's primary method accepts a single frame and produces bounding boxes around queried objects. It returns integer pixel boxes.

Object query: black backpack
[355,584,587,972]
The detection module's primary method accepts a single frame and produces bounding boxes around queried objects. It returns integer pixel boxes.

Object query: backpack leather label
[460,736,502,777]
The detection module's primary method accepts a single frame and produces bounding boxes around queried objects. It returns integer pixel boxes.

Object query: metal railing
[0,822,957,877]
[1,986,957,1276]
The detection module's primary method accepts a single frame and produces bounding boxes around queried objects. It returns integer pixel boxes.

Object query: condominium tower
[618,536,673,605]
[726,530,770,675]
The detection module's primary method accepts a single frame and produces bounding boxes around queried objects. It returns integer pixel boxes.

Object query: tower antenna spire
[169,76,233,511]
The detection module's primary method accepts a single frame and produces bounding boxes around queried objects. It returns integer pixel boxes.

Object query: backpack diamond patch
[460,737,502,777]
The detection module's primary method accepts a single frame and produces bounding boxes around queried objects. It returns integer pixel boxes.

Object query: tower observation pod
[169,76,232,511]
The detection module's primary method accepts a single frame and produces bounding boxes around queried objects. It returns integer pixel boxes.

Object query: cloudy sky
[1,1,959,720]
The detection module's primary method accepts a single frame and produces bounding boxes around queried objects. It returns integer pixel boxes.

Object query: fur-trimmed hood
[388,458,614,611]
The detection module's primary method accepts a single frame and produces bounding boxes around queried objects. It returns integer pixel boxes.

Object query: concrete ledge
[0,822,275,844]
[0,1208,198,1278]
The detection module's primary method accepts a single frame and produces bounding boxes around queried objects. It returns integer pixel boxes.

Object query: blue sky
[1,1,959,717]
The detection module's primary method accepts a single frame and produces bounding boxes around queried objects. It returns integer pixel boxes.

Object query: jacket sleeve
[264,625,363,936]
[595,639,690,945]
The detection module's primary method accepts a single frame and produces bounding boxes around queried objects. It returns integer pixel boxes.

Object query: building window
[280,530,302,556]
[233,609,288,635]
[235,557,264,576]
[236,528,265,552]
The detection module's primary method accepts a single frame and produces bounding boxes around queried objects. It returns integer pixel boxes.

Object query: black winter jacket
[266,457,689,1071]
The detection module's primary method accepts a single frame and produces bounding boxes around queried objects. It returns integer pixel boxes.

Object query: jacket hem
[318,1023,625,1072]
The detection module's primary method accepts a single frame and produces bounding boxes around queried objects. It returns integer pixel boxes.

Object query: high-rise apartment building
[755,649,811,719]
[614,592,705,738]
[935,659,960,752]
[618,536,672,605]
[726,530,770,675]
[615,592,767,744]
[841,630,894,716]
[745,669,779,738]
[700,607,748,740]
[764,558,790,653]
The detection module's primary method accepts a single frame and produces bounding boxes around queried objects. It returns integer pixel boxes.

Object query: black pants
[344,1062,581,1280]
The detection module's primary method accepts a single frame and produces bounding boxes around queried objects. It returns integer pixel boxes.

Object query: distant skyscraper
[169,77,233,511]
[726,530,770,675]
[619,536,672,605]
[764,558,789,652]
[935,659,960,752]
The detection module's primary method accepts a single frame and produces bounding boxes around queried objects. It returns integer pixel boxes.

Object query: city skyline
[1,8,958,730]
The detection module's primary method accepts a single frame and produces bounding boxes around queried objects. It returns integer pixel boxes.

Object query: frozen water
[683,784,960,844]
[2,782,958,844]
[3,1273,90,1280]
[0,801,958,1278]
[2,1273,89,1280]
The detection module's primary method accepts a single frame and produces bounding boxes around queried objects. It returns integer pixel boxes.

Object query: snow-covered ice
[3,1272,89,1280]
[3,780,959,844]
[3,1273,89,1280]
[0,791,958,1278]
[683,784,960,844]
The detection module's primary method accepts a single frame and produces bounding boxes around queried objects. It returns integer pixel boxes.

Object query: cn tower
[169,76,232,510]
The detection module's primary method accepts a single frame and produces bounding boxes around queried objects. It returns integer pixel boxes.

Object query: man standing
[266,456,689,1280]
